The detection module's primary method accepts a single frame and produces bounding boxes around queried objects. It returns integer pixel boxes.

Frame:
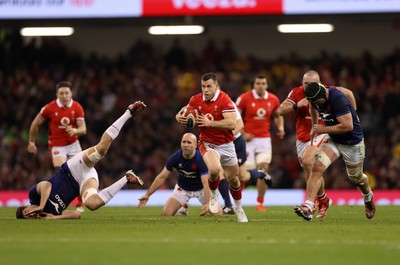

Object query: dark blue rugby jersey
[316,87,363,145]
[165,149,208,191]
[29,163,80,215]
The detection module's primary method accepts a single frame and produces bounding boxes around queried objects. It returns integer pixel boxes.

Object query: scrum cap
[304,82,327,103]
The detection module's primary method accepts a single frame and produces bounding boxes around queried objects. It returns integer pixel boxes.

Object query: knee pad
[245,160,256,170]
[255,153,271,164]
[346,166,365,184]
[314,151,332,168]
[82,188,98,204]
[87,147,104,163]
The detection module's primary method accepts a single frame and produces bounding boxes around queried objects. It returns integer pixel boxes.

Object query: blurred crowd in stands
[1,31,399,191]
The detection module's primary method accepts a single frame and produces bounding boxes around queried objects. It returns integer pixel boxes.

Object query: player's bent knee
[87,147,104,163]
[346,165,364,184]
[302,155,314,169]
[238,171,249,182]
[162,206,176,216]
[208,167,220,178]
[82,188,97,204]
[162,211,175,216]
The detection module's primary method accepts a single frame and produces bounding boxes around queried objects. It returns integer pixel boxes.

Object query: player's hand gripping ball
[182,106,198,128]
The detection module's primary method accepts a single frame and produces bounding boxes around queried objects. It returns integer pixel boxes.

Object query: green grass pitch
[1,206,399,265]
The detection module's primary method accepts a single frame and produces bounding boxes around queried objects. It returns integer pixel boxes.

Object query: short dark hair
[16,206,27,219]
[251,75,267,88]
[56,81,72,91]
[304,82,327,103]
[201,72,218,83]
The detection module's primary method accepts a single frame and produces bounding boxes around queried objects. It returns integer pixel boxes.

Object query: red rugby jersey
[189,90,235,145]
[236,89,280,138]
[39,99,85,148]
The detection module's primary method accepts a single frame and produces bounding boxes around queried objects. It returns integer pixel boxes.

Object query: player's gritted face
[253,78,268,97]
[201,79,218,101]
[56,87,73,107]
[181,135,197,158]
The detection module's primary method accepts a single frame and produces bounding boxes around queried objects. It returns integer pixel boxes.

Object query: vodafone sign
[142,0,283,16]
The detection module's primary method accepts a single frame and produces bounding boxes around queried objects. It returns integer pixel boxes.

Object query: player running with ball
[176,72,248,222]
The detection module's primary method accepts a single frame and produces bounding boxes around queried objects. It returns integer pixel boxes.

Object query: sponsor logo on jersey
[49,199,60,214]
[256,108,266,118]
[178,169,197,179]
[320,112,334,122]
[59,117,71,129]
[55,194,66,210]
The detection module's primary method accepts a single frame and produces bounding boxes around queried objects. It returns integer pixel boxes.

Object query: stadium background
[0,0,399,205]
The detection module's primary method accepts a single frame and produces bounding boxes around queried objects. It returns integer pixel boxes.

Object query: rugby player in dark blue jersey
[294,82,375,221]
[138,133,211,216]
[16,101,146,219]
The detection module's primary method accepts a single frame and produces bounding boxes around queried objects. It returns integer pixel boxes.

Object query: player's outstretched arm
[200,174,210,216]
[138,168,171,208]
[27,114,45,155]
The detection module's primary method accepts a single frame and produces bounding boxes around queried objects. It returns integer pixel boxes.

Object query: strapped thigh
[82,188,98,204]
[314,150,332,168]
[87,147,104,163]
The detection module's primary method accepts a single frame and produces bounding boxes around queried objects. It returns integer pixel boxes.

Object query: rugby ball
[182,106,198,128]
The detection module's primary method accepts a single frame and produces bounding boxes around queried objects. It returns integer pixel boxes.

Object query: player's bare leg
[302,145,328,215]
[203,150,222,214]
[225,165,248,222]
[83,101,146,168]
[80,101,146,210]
[346,163,375,219]
[163,197,183,216]
[255,162,270,212]
[83,170,144,211]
